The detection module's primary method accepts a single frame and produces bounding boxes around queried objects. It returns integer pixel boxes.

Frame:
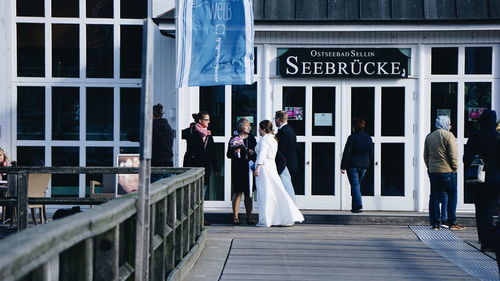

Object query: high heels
[232,217,240,225]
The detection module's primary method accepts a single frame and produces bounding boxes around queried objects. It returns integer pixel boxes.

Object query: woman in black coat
[227,118,257,225]
[182,112,219,200]
[341,118,374,213]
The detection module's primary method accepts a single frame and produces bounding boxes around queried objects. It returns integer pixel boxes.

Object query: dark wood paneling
[360,0,391,19]
[264,0,296,19]
[456,0,488,18]
[327,0,347,20]
[345,0,360,19]
[424,0,456,19]
[392,0,424,18]
[253,0,265,20]
[490,0,500,17]
[297,0,328,19]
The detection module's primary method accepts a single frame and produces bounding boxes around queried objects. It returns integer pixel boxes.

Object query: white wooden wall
[0,1,13,153]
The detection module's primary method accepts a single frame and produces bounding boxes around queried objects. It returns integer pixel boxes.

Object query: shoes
[440,224,449,229]
[448,224,465,230]
[204,220,211,226]
[432,225,440,230]
[480,244,494,252]
[351,207,363,213]
[232,217,240,225]
[246,218,257,225]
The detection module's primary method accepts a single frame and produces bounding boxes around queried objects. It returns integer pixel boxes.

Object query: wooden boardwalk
[186,224,494,281]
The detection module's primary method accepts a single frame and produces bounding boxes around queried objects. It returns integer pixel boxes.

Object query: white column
[0,0,13,153]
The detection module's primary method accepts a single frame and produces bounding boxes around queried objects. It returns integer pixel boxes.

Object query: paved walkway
[185,224,498,281]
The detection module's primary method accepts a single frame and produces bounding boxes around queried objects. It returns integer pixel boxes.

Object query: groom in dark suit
[275,110,298,202]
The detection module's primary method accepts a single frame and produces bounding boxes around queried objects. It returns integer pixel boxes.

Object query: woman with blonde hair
[0,147,10,181]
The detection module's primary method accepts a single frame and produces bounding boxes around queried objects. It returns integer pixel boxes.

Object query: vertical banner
[176,0,254,87]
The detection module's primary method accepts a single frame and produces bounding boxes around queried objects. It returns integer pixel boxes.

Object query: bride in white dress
[254,120,304,227]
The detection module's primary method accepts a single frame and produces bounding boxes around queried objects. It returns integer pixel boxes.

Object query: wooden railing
[0,167,206,281]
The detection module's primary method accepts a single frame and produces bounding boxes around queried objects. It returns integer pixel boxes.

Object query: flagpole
[135,0,154,279]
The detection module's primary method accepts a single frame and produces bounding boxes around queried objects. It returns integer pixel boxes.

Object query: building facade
[1,0,499,213]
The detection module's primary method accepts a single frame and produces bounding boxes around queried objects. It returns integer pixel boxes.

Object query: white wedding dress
[255,134,304,227]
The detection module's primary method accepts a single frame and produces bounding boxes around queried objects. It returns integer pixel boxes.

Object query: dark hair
[275,110,288,122]
[259,120,274,134]
[153,104,164,117]
[352,118,366,132]
[192,111,209,123]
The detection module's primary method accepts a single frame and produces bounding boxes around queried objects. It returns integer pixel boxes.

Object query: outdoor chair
[89,174,116,198]
[28,173,50,225]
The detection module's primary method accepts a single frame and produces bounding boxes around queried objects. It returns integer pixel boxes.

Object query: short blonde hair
[275,110,288,122]
[236,118,251,133]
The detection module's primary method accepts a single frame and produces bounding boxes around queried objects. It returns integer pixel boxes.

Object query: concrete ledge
[205,212,477,227]
[166,229,208,281]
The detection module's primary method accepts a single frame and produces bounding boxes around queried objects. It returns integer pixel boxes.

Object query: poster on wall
[116,154,140,195]
[314,113,333,126]
[285,107,303,120]
[437,109,451,118]
[467,108,487,121]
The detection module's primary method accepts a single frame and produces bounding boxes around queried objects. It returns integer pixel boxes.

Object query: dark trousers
[473,183,499,246]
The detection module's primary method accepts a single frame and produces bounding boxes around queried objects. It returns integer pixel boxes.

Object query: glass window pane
[293,142,305,196]
[52,24,79,77]
[120,0,146,19]
[120,147,139,154]
[87,0,113,18]
[17,87,45,140]
[120,25,143,78]
[312,143,335,195]
[52,0,79,17]
[232,83,257,135]
[52,87,80,140]
[381,143,405,196]
[464,82,491,138]
[17,146,45,166]
[51,147,79,197]
[120,88,140,141]
[17,23,45,77]
[382,87,405,136]
[465,47,492,75]
[206,143,224,201]
[87,25,113,78]
[87,88,113,140]
[17,0,44,16]
[282,87,305,136]
[312,87,335,136]
[431,47,458,75]
[86,147,113,192]
[199,86,225,136]
[431,83,458,137]
[351,87,374,136]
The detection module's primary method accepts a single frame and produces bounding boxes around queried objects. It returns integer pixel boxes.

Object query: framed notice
[467,108,487,121]
[314,113,333,126]
[116,154,139,194]
[285,107,304,120]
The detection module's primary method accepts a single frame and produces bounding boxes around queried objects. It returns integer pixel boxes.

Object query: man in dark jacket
[341,118,373,213]
[464,109,500,253]
[151,104,174,182]
[275,110,298,202]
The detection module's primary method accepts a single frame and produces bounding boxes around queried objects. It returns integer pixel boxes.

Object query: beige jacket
[423,129,458,173]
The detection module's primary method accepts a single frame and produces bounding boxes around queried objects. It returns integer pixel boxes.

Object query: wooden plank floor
[186,225,487,281]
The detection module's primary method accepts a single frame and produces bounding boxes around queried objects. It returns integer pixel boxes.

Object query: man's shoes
[440,224,449,229]
[432,225,440,230]
[351,208,363,213]
[246,218,257,225]
[448,224,465,230]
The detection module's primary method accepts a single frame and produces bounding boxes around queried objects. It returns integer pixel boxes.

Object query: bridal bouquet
[230,137,245,158]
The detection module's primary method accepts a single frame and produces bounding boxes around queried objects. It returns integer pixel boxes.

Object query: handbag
[464,154,485,184]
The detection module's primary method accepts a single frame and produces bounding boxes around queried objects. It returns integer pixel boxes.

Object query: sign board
[314,113,333,126]
[116,154,140,195]
[279,48,409,78]
[285,107,303,120]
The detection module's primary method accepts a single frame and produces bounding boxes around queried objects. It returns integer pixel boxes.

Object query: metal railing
[0,167,206,281]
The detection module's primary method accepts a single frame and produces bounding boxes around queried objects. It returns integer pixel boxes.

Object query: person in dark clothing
[227,118,257,225]
[463,109,500,254]
[275,110,298,202]
[341,118,374,213]
[151,104,174,182]
[182,112,219,200]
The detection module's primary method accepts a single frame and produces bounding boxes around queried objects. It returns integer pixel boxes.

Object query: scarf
[195,123,211,143]
[435,115,451,131]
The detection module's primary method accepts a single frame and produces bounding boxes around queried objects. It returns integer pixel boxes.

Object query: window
[86,0,113,18]
[52,0,79,17]
[199,86,225,136]
[17,87,45,140]
[465,47,492,75]
[120,26,143,78]
[17,23,45,77]
[17,0,44,17]
[87,25,114,78]
[86,88,114,140]
[52,24,79,77]
[52,87,80,140]
[431,47,458,75]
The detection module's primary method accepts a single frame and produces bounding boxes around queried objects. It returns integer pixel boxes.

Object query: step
[205,211,477,226]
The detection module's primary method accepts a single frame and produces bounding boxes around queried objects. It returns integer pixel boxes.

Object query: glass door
[275,81,342,209]
[345,80,415,210]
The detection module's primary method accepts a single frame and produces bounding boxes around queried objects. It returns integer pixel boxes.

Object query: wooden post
[17,173,28,231]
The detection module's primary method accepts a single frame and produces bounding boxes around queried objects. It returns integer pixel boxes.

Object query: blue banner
[176,0,254,87]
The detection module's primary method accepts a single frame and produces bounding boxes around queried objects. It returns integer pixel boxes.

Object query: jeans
[440,191,448,224]
[347,168,366,210]
[428,172,457,226]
